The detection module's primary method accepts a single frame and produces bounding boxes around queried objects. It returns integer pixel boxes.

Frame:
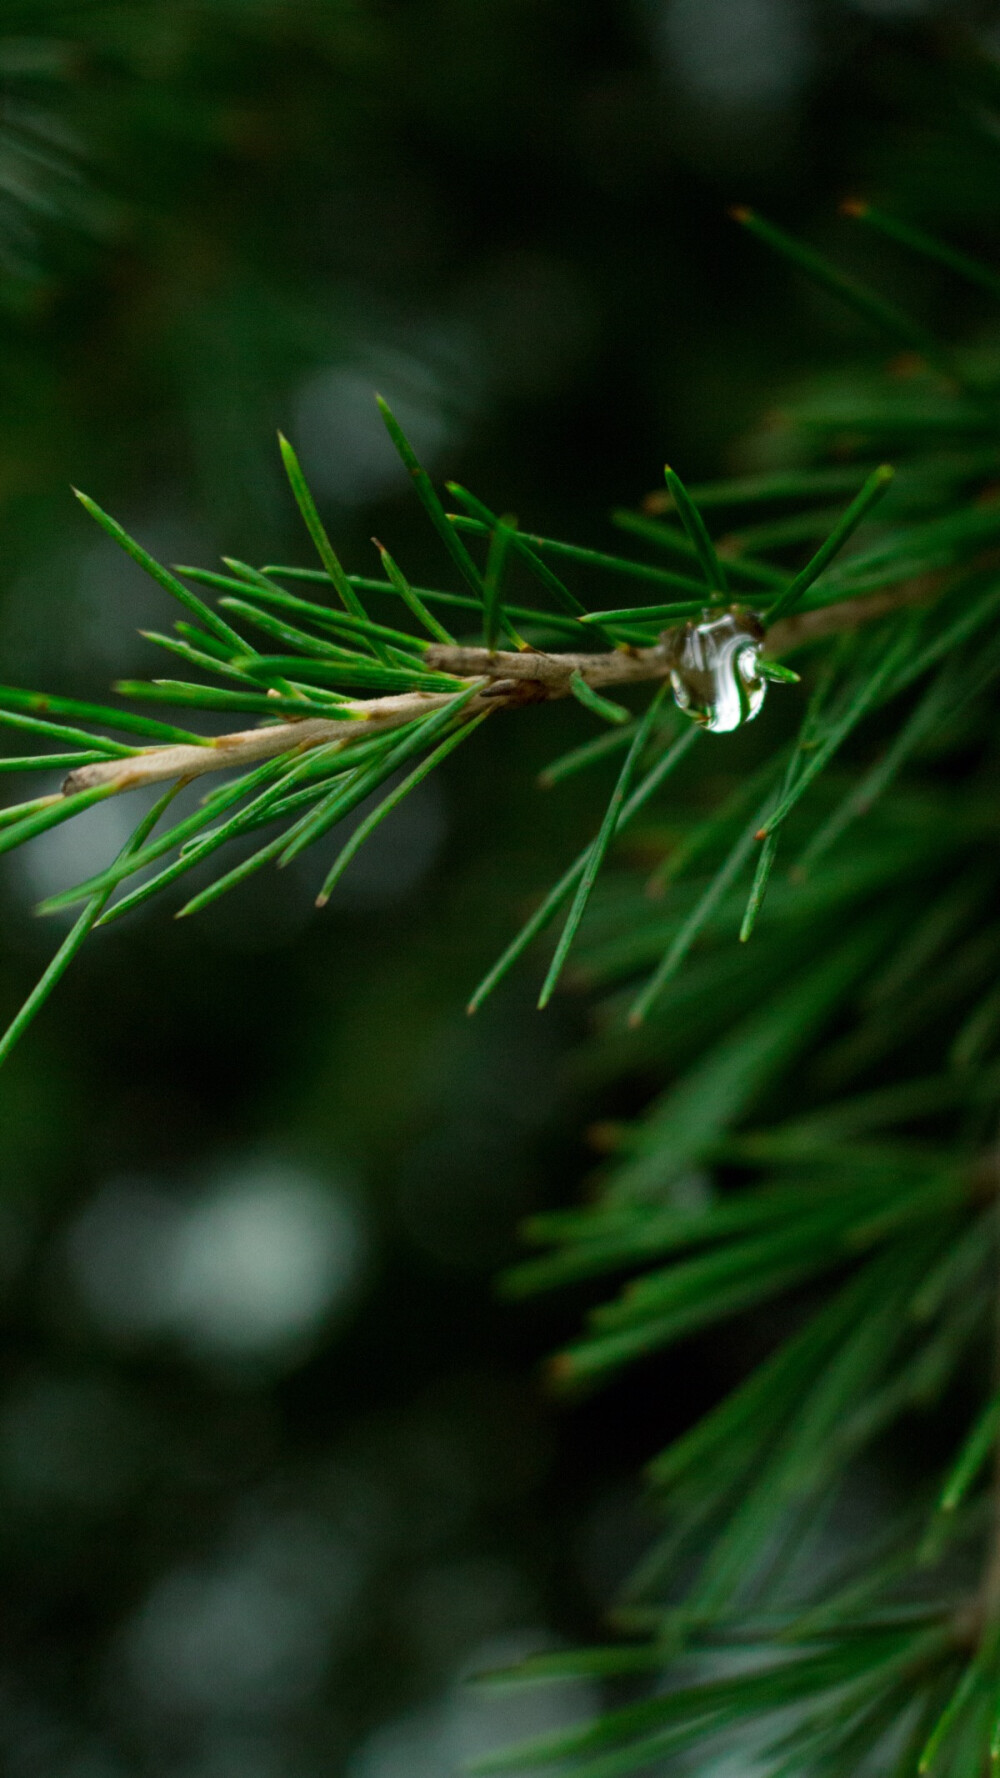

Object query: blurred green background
[0,4,997,1775]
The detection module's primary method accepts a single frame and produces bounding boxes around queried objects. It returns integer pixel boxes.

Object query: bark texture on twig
[62,643,678,797]
[57,576,936,802]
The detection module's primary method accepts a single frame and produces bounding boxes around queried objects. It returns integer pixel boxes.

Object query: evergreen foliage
[4,184,1000,1777]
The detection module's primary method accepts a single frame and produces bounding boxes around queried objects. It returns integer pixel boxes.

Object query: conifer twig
[58,646,676,798]
[54,571,941,804]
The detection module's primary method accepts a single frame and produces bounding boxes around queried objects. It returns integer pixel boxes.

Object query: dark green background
[0,5,993,1775]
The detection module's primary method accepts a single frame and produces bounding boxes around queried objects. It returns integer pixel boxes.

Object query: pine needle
[0,782,182,1066]
[663,465,727,594]
[537,686,670,1010]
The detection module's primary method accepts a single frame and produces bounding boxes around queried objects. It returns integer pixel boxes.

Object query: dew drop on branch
[667,609,767,733]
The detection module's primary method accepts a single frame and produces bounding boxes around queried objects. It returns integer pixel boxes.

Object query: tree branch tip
[728,204,753,225]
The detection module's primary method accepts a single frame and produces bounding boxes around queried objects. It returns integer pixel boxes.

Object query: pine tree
[2,183,1000,1777]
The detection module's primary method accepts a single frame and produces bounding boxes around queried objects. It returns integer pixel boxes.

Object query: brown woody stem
[56,575,935,802]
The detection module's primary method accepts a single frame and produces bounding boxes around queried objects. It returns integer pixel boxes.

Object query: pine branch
[0,335,984,1088]
[56,643,673,798]
[466,200,1000,1778]
[54,573,937,804]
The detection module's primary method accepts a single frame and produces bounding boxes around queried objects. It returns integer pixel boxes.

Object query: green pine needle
[277,680,483,868]
[450,512,717,600]
[447,480,609,630]
[938,1393,1000,1514]
[315,709,491,906]
[759,660,801,684]
[755,621,917,840]
[376,398,487,602]
[765,465,895,624]
[482,517,514,651]
[740,831,780,943]
[468,724,698,1014]
[73,491,248,656]
[173,830,292,920]
[579,597,729,628]
[374,543,456,644]
[0,685,207,747]
[0,783,182,1068]
[0,783,119,861]
[731,207,954,373]
[628,811,765,1025]
[842,200,1000,303]
[277,433,377,631]
[42,752,301,916]
[662,465,728,594]
[568,671,632,725]
[537,687,670,1010]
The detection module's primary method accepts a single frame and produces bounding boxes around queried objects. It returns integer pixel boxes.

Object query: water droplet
[667,610,766,734]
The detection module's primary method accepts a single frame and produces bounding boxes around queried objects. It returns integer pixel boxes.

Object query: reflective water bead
[665,609,767,734]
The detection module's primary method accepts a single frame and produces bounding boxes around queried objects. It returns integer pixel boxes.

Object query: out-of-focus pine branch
[467,206,1000,1778]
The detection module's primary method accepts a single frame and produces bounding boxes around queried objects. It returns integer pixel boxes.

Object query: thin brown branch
[420,644,673,686]
[62,693,469,796]
[61,643,676,798]
[56,574,937,803]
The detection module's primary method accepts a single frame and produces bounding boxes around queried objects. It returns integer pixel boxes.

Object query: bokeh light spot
[67,1161,367,1370]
